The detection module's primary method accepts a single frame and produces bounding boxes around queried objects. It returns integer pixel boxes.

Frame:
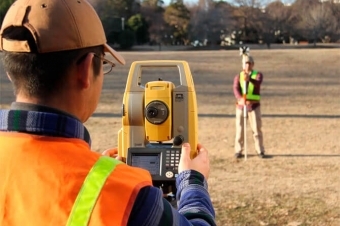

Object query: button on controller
[165,171,174,178]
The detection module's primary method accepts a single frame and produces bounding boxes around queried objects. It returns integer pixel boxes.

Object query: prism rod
[243,78,248,161]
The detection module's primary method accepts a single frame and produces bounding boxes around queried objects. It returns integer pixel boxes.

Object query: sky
[162,0,296,6]
[162,0,198,6]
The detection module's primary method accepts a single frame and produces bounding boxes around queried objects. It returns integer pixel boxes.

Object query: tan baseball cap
[242,55,254,63]
[0,0,125,65]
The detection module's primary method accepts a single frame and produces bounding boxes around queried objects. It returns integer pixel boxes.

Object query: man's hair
[2,26,102,99]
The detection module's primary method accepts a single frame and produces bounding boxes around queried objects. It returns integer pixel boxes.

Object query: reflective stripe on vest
[240,70,260,100]
[66,156,122,226]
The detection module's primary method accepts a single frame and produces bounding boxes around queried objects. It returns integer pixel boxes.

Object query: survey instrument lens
[145,101,168,125]
[147,107,158,118]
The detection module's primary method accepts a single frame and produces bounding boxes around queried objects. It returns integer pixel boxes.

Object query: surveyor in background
[233,54,265,159]
[0,0,215,225]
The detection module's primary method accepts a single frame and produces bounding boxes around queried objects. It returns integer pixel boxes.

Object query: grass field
[1,48,339,225]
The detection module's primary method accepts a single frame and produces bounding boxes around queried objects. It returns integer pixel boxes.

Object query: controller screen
[131,154,161,175]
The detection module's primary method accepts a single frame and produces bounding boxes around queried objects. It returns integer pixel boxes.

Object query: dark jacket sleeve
[249,71,263,86]
[233,74,242,100]
[127,170,216,226]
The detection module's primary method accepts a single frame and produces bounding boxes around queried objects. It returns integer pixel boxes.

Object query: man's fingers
[197,143,208,157]
[197,143,208,153]
[115,156,123,161]
[102,148,118,157]
[181,143,191,159]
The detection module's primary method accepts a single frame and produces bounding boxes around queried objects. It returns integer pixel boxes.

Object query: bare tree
[187,1,234,45]
[163,2,191,45]
[142,0,164,8]
[229,0,274,44]
[140,2,166,45]
[298,2,337,45]
[328,0,340,41]
[197,0,212,11]
[264,1,298,44]
[232,0,268,8]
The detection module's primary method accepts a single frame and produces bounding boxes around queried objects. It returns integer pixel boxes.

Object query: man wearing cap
[0,0,215,225]
[233,54,265,159]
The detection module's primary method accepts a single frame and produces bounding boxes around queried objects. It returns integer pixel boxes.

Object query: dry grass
[1,48,340,225]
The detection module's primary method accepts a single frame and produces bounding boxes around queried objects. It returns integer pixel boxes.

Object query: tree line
[1,0,340,49]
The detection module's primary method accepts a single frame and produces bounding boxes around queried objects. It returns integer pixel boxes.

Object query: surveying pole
[243,78,248,161]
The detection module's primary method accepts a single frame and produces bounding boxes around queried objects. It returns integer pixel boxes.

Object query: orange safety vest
[0,132,152,226]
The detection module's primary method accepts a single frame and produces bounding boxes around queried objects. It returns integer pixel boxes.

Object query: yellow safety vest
[240,70,260,101]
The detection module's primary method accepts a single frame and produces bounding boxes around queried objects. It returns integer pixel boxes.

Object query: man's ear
[76,53,94,89]
[6,72,12,82]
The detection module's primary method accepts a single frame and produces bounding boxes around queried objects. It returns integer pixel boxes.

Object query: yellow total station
[118,60,198,161]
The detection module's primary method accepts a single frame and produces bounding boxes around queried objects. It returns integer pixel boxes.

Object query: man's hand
[102,148,124,161]
[178,143,210,179]
[237,98,245,105]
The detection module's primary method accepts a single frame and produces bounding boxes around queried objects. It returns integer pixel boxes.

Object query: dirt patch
[1,49,339,225]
